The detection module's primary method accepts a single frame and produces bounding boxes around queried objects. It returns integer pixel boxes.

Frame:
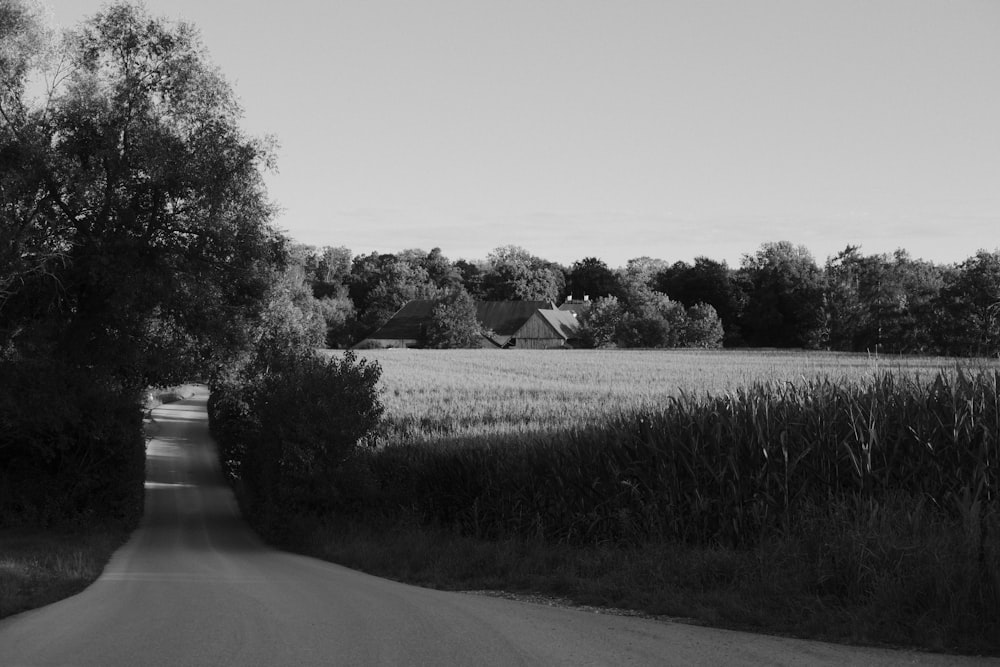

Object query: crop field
[345,348,995,448]
[317,348,1000,650]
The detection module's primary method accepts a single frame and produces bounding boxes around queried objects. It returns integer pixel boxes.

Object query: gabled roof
[476,301,552,336]
[364,299,437,341]
[362,299,569,346]
[533,309,582,339]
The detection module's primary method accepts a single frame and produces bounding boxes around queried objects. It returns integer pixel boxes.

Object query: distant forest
[290,241,1000,356]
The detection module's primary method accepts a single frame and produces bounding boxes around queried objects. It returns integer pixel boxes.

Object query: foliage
[315,295,357,348]
[349,251,443,334]
[565,257,622,301]
[825,246,945,354]
[271,236,1000,356]
[616,290,688,348]
[0,358,145,528]
[482,245,564,302]
[683,302,724,348]
[210,349,384,538]
[577,296,625,348]
[1,1,282,386]
[1,2,295,529]
[454,259,487,299]
[617,256,668,299]
[657,257,743,344]
[940,250,1000,356]
[424,289,483,349]
[739,241,827,348]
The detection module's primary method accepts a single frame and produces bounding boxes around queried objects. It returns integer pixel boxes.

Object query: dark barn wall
[511,313,567,349]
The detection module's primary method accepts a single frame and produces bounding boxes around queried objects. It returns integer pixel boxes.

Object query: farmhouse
[357,299,581,349]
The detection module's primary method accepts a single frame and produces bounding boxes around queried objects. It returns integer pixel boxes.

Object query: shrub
[210,350,384,538]
[0,359,145,528]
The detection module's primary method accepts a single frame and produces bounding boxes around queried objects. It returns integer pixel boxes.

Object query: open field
[302,348,1000,654]
[346,348,998,447]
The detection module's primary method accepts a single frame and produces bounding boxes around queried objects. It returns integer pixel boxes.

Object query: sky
[41,0,1000,269]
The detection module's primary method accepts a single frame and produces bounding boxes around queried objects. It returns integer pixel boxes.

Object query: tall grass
[0,527,130,619]
[306,350,999,651]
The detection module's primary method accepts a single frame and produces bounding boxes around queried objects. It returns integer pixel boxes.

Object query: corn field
[352,359,998,555]
[315,350,1000,647]
[347,348,982,449]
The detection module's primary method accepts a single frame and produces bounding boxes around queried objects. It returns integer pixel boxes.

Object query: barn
[506,308,582,349]
[356,299,580,349]
[476,300,555,347]
[356,299,436,348]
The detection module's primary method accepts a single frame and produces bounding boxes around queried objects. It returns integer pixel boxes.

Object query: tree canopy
[1,1,282,387]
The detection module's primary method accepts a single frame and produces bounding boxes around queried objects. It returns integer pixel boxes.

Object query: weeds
[0,527,129,620]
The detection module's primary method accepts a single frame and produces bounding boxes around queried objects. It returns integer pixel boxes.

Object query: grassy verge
[288,500,998,656]
[0,526,131,620]
[0,386,189,621]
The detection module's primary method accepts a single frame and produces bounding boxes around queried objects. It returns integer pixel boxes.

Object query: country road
[0,387,993,666]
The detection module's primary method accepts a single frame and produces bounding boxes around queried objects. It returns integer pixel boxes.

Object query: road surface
[0,387,993,666]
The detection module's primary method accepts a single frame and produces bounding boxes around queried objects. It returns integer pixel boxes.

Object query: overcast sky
[43,1,1000,268]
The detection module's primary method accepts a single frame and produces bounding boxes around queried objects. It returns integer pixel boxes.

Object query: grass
[292,494,997,654]
[0,526,130,620]
[295,348,1000,655]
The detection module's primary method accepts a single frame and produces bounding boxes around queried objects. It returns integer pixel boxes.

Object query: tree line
[287,241,1000,355]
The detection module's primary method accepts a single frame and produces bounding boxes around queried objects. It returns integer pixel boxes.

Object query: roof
[476,301,552,336]
[532,309,582,339]
[363,299,437,340]
[558,300,592,317]
[362,299,570,346]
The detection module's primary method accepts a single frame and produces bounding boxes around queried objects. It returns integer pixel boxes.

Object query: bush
[210,350,384,539]
[0,359,145,528]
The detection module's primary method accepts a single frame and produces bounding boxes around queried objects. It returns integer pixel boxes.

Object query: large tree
[424,288,483,349]
[940,249,1000,356]
[657,257,743,343]
[565,257,622,301]
[1,1,285,526]
[738,242,826,348]
[1,1,282,386]
[482,245,564,302]
[824,247,944,354]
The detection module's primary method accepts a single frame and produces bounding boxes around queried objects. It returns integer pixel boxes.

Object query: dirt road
[0,388,991,665]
